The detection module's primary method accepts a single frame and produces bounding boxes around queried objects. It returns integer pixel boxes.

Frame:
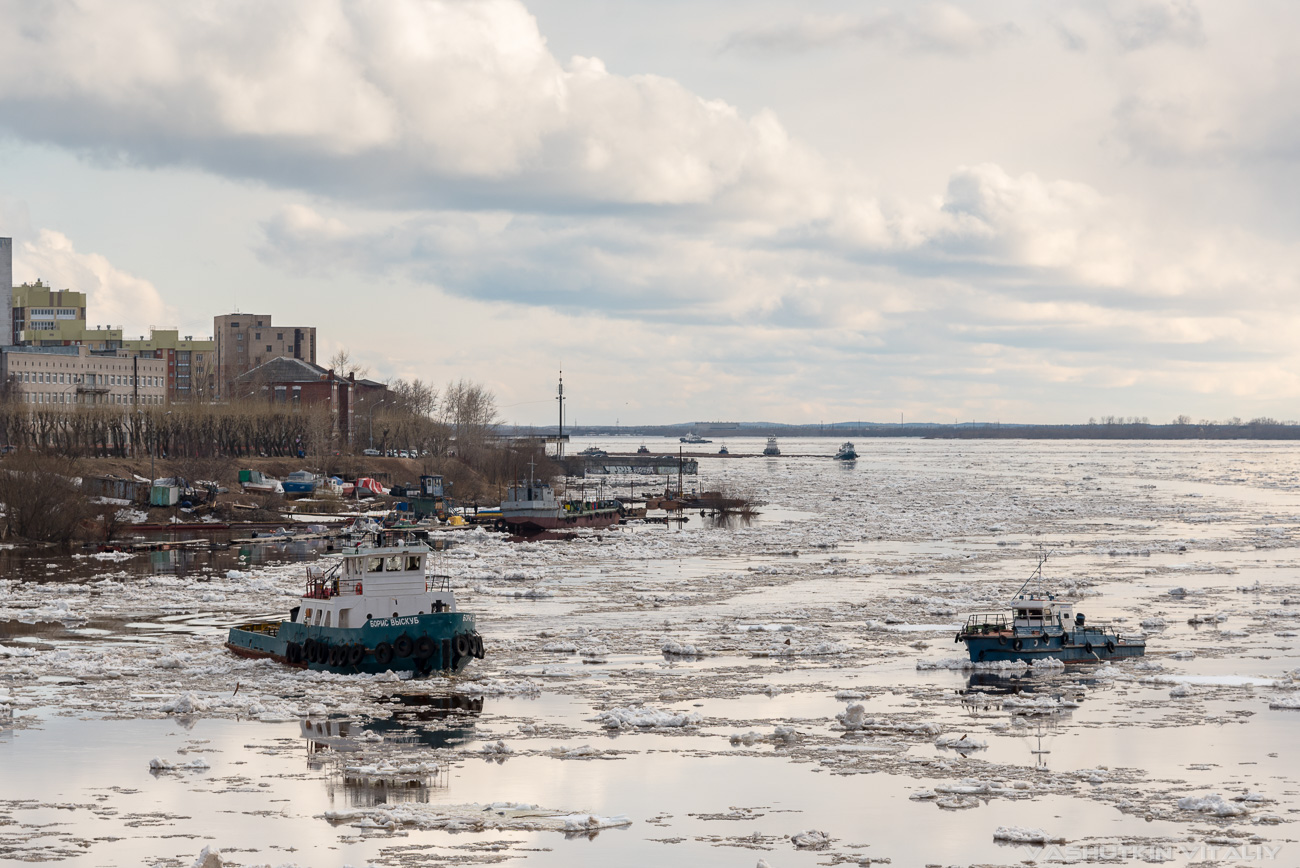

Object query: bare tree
[389,378,437,417]
[440,378,499,450]
[327,347,370,379]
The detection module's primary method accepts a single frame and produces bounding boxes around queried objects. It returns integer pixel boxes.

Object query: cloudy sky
[2,0,1298,426]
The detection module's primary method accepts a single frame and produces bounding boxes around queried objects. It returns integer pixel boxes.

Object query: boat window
[367,557,383,573]
[314,610,323,625]
[339,610,350,629]
[303,608,312,622]
[385,555,403,571]
[406,555,421,571]
[324,611,331,627]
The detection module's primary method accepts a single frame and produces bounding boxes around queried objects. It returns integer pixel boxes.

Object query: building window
[230,322,239,328]
[266,345,272,352]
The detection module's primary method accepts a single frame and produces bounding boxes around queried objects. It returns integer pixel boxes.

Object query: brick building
[233,357,386,444]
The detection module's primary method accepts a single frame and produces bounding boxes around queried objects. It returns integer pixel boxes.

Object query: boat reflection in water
[301,695,484,807]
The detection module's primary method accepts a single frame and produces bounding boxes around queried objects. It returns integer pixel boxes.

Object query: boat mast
[1008,549,1051,603]
[556,370,565,460]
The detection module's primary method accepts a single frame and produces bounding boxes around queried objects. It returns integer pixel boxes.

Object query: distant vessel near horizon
[762,436,780,456]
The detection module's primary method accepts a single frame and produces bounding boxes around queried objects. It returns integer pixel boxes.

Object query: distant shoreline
[505,423,1300,441]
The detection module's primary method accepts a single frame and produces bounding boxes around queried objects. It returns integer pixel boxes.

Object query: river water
[2,437,1299,867]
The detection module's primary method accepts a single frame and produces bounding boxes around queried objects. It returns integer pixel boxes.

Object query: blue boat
[281,470,321,496]
[833,441,858,461]
[226,530,483,676]
[955,556,1146,664]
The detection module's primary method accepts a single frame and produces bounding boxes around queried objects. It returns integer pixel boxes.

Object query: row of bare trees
[0,376,504,463]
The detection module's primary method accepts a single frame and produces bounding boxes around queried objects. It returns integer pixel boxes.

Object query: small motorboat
[833,442,858,461]
[762,436,780,456]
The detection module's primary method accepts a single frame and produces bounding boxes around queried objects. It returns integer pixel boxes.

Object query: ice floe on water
[593,706,703,729]
[323,802,632,833]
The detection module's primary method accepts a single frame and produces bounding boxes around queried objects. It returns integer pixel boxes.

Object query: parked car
[399,450,410,459]
[362,448,381,456]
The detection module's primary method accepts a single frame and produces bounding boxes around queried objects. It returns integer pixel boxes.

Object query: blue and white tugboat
[833,441,858,461]
[226,530,483,676]
[955,556,1146,664]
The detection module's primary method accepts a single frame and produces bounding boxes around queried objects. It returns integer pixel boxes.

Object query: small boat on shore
[833,441,858,461]
[955,557,1146,664]
[226,530,483,676]
[762,436,780,456]
[282,470,321,496]
[239,469,283,495]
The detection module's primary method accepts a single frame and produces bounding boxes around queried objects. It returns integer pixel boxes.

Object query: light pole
[368,399,387,450]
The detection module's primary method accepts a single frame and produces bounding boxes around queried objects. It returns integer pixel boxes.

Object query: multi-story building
[213,313,316,399]
[1,237,11,345]
[122,329,216,402]
[232,357,388,445]
[11,280,123,348]
[1,344,167,408]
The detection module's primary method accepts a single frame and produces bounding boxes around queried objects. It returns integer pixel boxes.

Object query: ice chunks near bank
[594,706,703,729]
[993,826,1065,844]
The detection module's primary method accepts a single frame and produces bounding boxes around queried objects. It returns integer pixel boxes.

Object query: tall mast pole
[557,370,565,459]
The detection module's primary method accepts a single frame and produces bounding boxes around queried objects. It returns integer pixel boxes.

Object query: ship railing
[962,613,1010,634]
[427,574,452,593]
[304,562,342,599]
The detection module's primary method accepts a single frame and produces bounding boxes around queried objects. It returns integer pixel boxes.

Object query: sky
[1,0,1299,427]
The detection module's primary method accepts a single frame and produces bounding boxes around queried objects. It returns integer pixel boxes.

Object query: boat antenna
[1008,548,1051,603]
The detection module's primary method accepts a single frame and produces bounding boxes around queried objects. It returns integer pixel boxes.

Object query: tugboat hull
[960,630,1145,664]
[227,611,483,677]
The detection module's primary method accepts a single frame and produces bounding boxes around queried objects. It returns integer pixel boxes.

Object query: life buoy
[393,634,414,658]
[1012,638,1023,651]
[472,633,485,659]
[455,633,472,658]
[348,644,365,666]
[374,642,394,665]
[415,636,435,658]
[997,635,1008,646]
[355,582,363,595]
[1105,640,1116,653]
[1084,641,1094,654]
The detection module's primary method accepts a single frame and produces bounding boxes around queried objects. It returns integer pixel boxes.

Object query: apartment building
[10,280,123,349]
[1,345,167,407]
[122,329,216,401]
[213,313,316,399]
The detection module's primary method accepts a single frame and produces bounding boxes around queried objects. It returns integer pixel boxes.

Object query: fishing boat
[762,436,780,456]
[955,556,1146,664]
[679,433,712,444]
[834,441,858,461]
[226,530,483,676]
[500,470,622,533]
[636,443,650,455]
[718,444,729,455]
[282,470,322,496]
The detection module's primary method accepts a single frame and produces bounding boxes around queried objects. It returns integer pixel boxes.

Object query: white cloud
[14,230,174,334]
